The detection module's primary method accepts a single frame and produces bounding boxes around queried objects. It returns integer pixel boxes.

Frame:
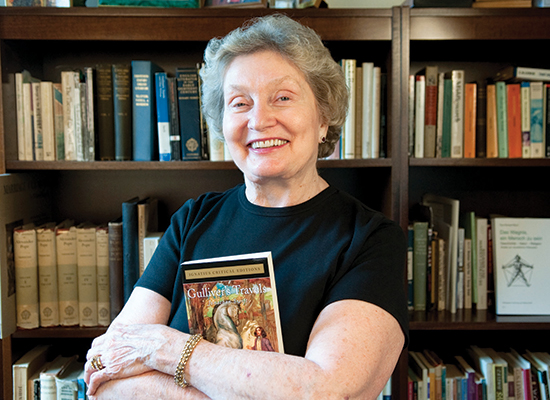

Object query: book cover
[155,71,171,162]
[475,216,488,311]
[143,232,163,273]
[15,72,26,161]
[176,67,202,160]
[112,63,133,161]
[476,80,487,158]
[82,67,95,162]
[521,81,532,158]
[132,60,163,161]
[96,225,110,327]
[122,197,140,303]
[76,222,98,327]
[40,81,56,161]
[0,173,51,337]
[167,76,182,161]
[61,71,77,161]
[36,222,59,328]
[54,359,86,400]
[52,83,65,161]
[464,82,477,158]
[342,59,356,160]
[495,66,550,83]
[408,75,415,157]
[95,64,115,161]
[448,70,465,158]
[414,74,425,158]
[507,83,522,158]
[56,220,79,327]
[108,217,123,321]
[529,81,544,158]
[137,197,158,277]
[546,84,550,158]
[441,77,453,158]
[371,66,382,159]
[436,72,445,158]
[22,72,35,161]
[39,355,78,400]
[31,81,44,161]
[495,81,509,158]
[73,73,84,161]
[420,66,438,158]
[412,221,428,311]
[181,252,284,353]
[486,83,499,158]
[362,62,374,159]
[491,217,550,315]
[407,225,414,311]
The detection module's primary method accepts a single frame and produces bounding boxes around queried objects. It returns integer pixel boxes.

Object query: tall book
[414,74,426,158]
[491,217,550,315]
[362,62,374,159]
[167,76,182,161]
[420,66,438,158]
[13,223,40,330]
[474,216,488,311]
[95,64,115,160]
[12,344,51,400]
[464,82,477,158]
[371,66,382,159]
[40,81,56,161]
[507,82,522,159]
[15,72,26,160]
[22,71,35,161]
[0,173,51,338]
[342,59,356,159]
[76,222,98,327]
[182,252,284,353]
[112,63,133,161]
[408,75,416,157]
[176,66,202,160]
[31,81,44,161]
[52,83,65,161]
[448,70,465,158]
[96,225,110,327]
[521,81,531,158]
[82,67,95,162]
[530,81,544,158]
[407,225,414,311]
[476,80,487,158]
[441,77,453,158]
[72,71,84,162]
[108,217,123,321]
[55,220,79,327]
[137,197,158,277]
[122,197,140,302]
[132,60,163,161]
[61,71,78,161]
[495,81,509,158]
[155,71,171,162]
[36,222,59,327]
[412,221,429,311]
[486,83,499,158]
[546,83,550,158]
[435,72,445,158]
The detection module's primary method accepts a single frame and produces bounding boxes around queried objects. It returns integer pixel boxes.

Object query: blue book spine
[176,67,202,161]
[132,60,163,161]
[155,72,171,162]
[122,197,140,303]
[495,81,508,158]
[530,81,544,158]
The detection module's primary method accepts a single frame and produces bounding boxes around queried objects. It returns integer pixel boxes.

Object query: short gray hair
[200,14,348,158]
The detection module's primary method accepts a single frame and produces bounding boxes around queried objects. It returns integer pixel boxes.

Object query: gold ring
[90,355,105,371]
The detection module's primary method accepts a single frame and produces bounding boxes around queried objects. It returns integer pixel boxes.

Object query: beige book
[12,344,51,400]
[76,222,97,327]
[40,81,56,161]
[36,222,59,327]
[39,355,78,400]
[96,225,110,326]
[61,71,77,161]
[138,198,158,277]
[55,220,78,326]
[15,72,26,161]
[13,223,40,330]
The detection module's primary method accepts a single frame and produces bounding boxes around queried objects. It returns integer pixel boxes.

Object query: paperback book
[181,252,284,353]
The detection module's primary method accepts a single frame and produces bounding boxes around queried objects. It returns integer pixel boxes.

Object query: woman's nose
[247,102,276,132]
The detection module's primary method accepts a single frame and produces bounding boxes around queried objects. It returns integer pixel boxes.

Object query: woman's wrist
[174,334,203,388]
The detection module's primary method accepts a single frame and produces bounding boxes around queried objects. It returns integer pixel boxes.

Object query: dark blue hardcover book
[167,76,182,160]
[132,60,163,161]
[176,67,201,161]
[155,72,171,161]
[112,64,133,161]
[122,196,140,303]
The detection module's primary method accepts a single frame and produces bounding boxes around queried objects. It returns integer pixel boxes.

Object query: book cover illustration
[181,252,284,353]
[492,217,550,315]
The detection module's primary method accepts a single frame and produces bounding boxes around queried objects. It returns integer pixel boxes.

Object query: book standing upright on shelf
[181,252,284,353]
[112,63,133,161]
[56,220,79,327]
[108,217,123,321]
[176,66,202,160]
[36,222,59,328]
[95,64,116,161]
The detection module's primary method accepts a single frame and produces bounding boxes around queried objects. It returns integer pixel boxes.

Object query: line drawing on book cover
[502,254,533,287]
[185,278,281,353]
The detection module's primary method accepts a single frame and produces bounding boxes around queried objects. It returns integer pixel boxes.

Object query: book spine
[143,233,162,272]
[22,81,35,161]
[407,225,414,311]
[475,218,488,310]
[423,66,438,158]
[362,63,375,159]
[76,226,98,327]
[476,81,487,158]
[520,81,531,158]
[74,76,84,161]
[52,83,65,161]
[15,72,26,161]
[546,83,550,158]
[513,67,550,82]
[414,75,426,158]
[176,67,202,160]
[132,60,162,161]
[343,59,356,159]
[413,221,428,311]
[507,83,522,158]
[155,72,171,161]
[495,81,509,158]
[96,226,110,327]
[56,228,79,326]
[450,70,465,158]
[95,64,115,161]
[40,81,56,161]
[61,71,76,161]
[464,82,477,158]
[112,64,133,161]
[408,74,415,157]
[13,226,40,329]
[529,81,544,158]
[371,66,381,159]
[108,220,124,321]
[441,78,453,158]
[122,200,140,303]
[37,226,60,327]
[31,81,44,161]
[167,76,182,161]
[84,67,96,162]
[486,84,499,158]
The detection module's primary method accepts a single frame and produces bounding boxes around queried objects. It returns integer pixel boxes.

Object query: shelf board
[5,158,393,171]
[409,158,550,167]
[11,326,107,339]
[410,310,550,331]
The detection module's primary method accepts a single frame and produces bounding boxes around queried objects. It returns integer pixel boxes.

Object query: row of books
[13,345,86,400]
[409,347,550,400]
[12,196,163,331]
[15,61,215,163]
[333,59,388,160]
[408,194,550,316]
[409,65,550,160]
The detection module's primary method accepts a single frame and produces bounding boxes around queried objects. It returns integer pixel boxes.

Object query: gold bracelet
[174,334,202,388]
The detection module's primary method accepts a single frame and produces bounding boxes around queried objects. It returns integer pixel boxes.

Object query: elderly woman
[84,14,408,400]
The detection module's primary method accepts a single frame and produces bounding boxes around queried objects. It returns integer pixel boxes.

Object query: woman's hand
[85,323,185,395]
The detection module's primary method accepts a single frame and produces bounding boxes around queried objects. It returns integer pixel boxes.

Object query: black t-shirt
[136,184,409,356]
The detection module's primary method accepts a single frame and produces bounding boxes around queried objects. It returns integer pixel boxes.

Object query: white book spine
[22,82,34,161]
[61,71,76,161]
[450,70,465,158]
[464,238,473,310]
[408,74,415,157]
[41,82,56,161]
[521,82,531,158]
[56,228,79,326]
[37,226,60,327]
[362,62,374,159]
[85,67,95,162]
[14,227,40,329]
[371,67,381,159]
[414,75,425,158]
[73,75,84,162]
[76,226,98,327]
[530,81,544,158]
[15,72,26,161]
[96,227,110,326]
[31,82,44,161]
[343,59,356,160]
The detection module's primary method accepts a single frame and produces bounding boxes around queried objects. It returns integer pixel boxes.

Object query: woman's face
[222,50,328,186]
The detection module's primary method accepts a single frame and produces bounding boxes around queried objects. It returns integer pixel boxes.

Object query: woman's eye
[278,96,290,102]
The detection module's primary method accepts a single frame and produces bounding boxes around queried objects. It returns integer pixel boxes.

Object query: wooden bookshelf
[1,6,550,400]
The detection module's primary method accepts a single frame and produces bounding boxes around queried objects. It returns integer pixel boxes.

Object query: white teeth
[251,139,288,149]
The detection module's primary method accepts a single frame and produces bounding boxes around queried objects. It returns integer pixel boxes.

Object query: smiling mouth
[250,139,289,149]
